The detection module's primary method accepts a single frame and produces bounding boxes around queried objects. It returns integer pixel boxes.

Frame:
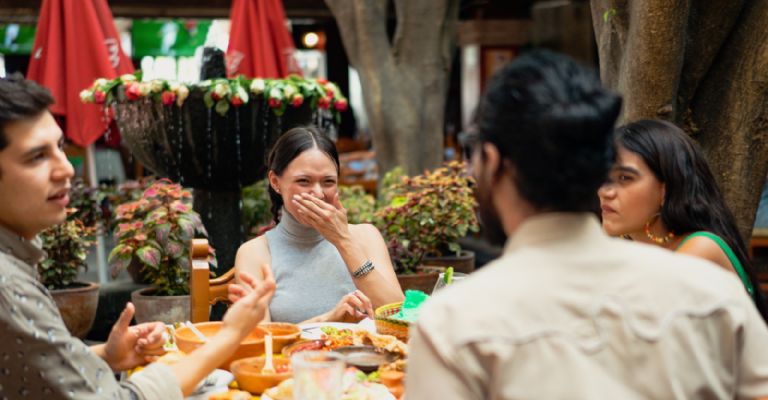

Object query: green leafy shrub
[39,218,96,290]
[339,185,376,224]
[241,179,274,237]
[108,179,215,296]
[375,161,479,274]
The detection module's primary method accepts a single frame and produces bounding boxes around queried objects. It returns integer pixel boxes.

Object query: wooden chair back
[189,238,236,322]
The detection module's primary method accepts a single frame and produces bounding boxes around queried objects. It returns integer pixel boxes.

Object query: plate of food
[299,320,375,340]
[261,368,396,400]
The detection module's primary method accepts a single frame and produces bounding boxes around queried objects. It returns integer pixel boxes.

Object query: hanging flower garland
[80,72,348,121]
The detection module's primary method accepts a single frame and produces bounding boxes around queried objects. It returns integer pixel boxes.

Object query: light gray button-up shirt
[407,213,768,399]
[0,225,182,399]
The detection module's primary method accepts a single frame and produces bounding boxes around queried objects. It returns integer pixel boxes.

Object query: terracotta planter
[50,281,100,339]
[396,266,444,295]
[131,287,190,324]
[422,250,476,274]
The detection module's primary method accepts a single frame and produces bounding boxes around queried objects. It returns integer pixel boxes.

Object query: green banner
[0,24,37,55]
[131,19,211,58]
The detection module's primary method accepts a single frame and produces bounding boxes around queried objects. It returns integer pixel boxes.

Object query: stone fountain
[108,49,340,272]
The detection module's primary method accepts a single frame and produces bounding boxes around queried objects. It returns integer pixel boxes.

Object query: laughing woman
[233,126,403,324]
[597,119,768,321]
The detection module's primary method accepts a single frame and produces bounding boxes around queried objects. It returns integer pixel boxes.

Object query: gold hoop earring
[644,214,675,244]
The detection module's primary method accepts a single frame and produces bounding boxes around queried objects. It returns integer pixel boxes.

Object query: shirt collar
[503,212,608,254]
[0,224,46,267]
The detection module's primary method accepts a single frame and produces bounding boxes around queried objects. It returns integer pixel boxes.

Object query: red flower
[231,95,245,107]
[161,91,176,106]
[291,94,304,108]
[316,78,328,85]
[334,98,348,112]
[93,90,107,104]
[325,87,335,97]
[268,97,283,108]
[318,96,331,109]
[125,82,141,101]
[211,91,221,101]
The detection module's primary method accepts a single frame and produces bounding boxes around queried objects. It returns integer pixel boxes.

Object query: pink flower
[334,98,348,112]
[93,90,107,104]
[318,96,331,109]
[291,94,304,107]
[268,97,283,108]
[231,94,245,107]
[161,91,176,106]
[125,82,141,101]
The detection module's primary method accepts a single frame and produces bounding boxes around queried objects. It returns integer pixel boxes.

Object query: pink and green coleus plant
[108,179,215,296]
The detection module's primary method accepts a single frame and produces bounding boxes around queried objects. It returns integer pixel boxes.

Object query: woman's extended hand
[323,290,375,323]
[292,192,350,245]
[222,266,276,339]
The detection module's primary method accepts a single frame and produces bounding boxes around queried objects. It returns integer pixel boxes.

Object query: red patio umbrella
[226,0,300,78]
[27,0,133,147]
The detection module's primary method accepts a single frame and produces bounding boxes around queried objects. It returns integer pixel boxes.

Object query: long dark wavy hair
[266,126,339,224]
[615,119,768,321]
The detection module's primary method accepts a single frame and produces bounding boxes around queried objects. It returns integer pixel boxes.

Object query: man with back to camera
[406,50,768,399]
[0,73,276,399]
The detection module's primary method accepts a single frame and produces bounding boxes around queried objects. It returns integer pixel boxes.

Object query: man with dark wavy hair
[406,51,768,399]
[0,73,276,399]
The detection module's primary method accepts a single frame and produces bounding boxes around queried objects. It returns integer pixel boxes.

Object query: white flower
[234,86,249,103]
[168,82,181,92]
[79,89,93,103]
[149,80,165,93]
[269,87,283,99]
[176,85,190,106]
[250,78,265,94]
[94,78,108,87]
[120,74,137,83]
[138,83,151,96]
[213,82,231,98]
[283,85,296,97]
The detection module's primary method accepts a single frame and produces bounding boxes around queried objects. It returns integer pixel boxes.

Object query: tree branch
[590,0,630,89]
[325,0,392,71]
[676,0,746,120]
[616,0,690,122]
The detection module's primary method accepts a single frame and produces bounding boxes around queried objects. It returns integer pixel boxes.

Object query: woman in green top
[597,119,768,322]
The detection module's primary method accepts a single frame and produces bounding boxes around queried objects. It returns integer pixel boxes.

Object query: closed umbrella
[226,0,300,78]
[27,0,133,147]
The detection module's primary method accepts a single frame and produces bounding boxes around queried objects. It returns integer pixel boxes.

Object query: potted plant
[375,161,480,293]
[39,217,99,338]
[108,179,216,323]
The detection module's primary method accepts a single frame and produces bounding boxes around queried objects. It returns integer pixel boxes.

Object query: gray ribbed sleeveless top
[265,210,356,323]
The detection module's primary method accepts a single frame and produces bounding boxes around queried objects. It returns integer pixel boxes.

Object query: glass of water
[291,351,346,400]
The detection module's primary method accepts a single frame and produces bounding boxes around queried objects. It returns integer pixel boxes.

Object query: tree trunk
[325,0,459,176]
[590,0,768,241]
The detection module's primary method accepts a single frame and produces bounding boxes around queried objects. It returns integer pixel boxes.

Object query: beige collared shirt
[407,213,768,399]
[0,225,182,399]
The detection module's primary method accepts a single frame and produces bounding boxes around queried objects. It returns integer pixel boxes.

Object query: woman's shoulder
[235,235,271,267]
[676,231,736,272]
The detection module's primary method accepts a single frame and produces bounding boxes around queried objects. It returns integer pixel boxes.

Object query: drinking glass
[433,271,468,292]
[291,351,346,400]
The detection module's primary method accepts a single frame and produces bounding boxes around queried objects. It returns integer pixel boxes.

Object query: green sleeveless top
[677,231,755,298]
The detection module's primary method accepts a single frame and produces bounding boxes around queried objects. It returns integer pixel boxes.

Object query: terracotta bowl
[258,322,301,353]
[174,322,268,370]
[230,356,292,394]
